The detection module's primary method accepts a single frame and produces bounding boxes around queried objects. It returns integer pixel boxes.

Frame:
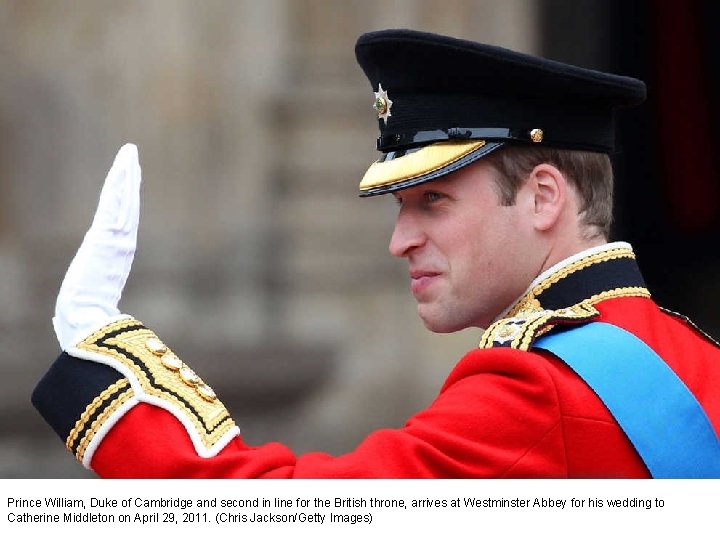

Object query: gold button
[161,352,182,371]
[529,128,544,143]
[196,384,217,402]
[179,366,201,386]
[145,337,167,356]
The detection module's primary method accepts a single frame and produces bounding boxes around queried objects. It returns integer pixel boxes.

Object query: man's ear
[527,163,567,232]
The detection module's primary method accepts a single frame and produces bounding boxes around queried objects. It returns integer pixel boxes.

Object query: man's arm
[31,145,609,478]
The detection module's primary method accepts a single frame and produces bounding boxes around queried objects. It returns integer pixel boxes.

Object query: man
[33,29,720,478]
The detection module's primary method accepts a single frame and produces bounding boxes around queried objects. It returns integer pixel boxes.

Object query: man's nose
[389,208,425,257]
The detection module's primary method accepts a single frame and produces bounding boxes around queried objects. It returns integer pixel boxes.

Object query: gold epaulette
[68,318,238,464]
[479,301,599,351]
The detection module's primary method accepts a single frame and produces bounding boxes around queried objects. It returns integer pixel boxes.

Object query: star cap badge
[373,83,393,124]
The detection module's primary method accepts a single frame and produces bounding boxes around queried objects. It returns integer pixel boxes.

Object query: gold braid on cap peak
[359,140,486,191]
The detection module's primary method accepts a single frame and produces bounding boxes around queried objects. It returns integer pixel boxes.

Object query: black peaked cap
[354,29,646,196]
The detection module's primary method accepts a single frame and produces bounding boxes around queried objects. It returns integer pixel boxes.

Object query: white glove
[53,143,142,350]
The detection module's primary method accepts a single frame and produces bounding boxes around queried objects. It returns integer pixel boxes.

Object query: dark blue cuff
[31,352,125,444]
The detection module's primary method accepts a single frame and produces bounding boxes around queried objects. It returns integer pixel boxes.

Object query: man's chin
[418,308,465,334]
[418,304,488,334]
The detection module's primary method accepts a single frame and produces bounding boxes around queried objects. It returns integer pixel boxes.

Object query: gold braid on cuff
[73,319,237,458]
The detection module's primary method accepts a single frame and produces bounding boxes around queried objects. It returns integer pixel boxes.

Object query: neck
[537,233,608,276]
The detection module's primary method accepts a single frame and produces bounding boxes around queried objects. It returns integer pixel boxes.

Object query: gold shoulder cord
[479,303,600,351]
[72,319,237,460]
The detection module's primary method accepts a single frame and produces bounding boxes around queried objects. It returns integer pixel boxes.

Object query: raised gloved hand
[53,143,142,350]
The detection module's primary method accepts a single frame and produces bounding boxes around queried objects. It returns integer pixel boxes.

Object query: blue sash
[534,321,720,478]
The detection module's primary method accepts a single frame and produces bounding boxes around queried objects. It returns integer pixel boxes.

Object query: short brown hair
[483,146,614,239]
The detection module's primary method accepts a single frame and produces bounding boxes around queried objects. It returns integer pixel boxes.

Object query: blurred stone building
[0,0,539,477]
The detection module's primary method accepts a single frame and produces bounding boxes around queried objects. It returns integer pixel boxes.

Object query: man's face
[389,159,548,332]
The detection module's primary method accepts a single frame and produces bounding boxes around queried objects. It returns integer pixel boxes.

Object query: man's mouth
[409,270,442,295]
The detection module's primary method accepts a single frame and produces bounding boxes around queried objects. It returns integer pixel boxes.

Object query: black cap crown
[355,29,646,196]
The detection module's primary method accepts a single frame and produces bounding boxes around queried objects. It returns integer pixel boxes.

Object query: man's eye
[423,192,444,203]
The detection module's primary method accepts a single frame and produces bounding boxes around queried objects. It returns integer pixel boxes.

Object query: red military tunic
[32,243,720,477]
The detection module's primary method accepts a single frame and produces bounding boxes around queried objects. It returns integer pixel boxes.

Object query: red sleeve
[92,347,568,478]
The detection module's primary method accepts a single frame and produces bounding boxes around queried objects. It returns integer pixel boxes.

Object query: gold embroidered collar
[479,243,650,350]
